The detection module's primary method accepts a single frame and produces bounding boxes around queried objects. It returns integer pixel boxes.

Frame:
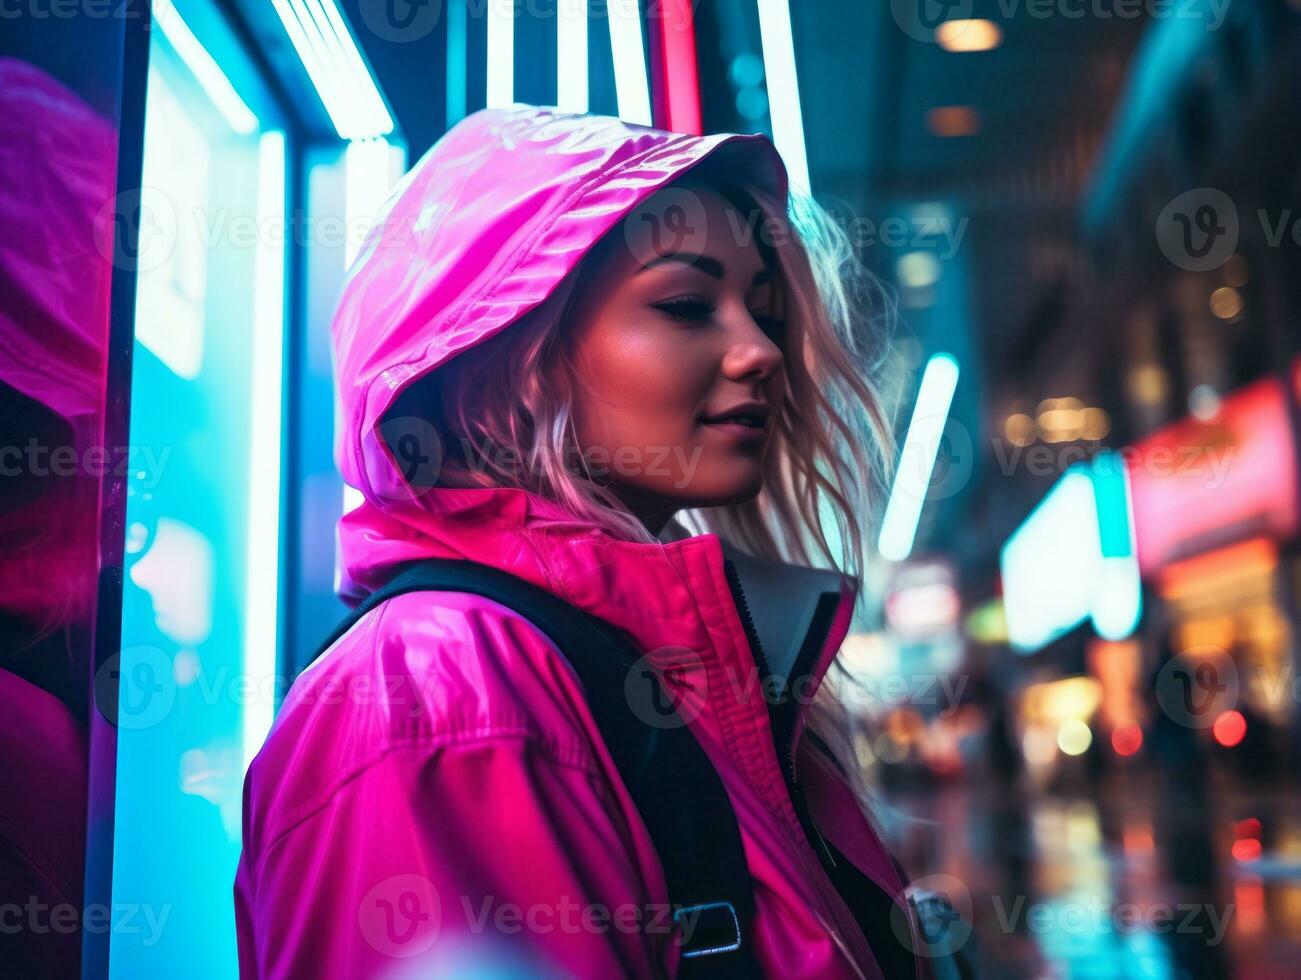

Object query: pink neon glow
[649,0,702,135]
[1127,376,1299,573]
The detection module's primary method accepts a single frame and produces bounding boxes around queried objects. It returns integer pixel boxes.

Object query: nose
[720,309,784,384]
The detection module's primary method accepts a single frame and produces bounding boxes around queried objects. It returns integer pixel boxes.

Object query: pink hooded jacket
[235,107,920,979]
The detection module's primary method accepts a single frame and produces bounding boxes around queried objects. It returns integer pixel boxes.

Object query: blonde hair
[402,164,899,814]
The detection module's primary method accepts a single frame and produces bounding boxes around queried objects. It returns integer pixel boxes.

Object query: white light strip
[343,137,401,268]
[274,0,345,126]
[557,0,589,113]
[756,0,810,192]
[152,0,258,134]
[242,130,286,774]
[271,0,362,136]
[308,0,394,137]
[314,0,391,137]
[269,0,395,140]
[341,137,405,519]
[878,353,960,562]
[487,0,515,108]
[607,0,652,124]
[300,0,363,129]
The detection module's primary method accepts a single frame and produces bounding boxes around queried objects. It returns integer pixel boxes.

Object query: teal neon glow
[756,0,810,191]
[1091,451,1133,557]
[446,0,468,126]
[1090,451,1142,641]
[878,353,960,562]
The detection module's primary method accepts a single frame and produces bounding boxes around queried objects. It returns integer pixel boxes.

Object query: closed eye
[653,297,785,342]
[653,296,716,322]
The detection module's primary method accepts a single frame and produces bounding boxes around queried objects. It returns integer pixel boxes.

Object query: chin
[680,468,766,509]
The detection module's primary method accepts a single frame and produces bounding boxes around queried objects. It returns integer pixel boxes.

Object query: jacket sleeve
[235,731,676,980]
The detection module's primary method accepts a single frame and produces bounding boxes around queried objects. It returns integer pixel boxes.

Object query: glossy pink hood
[331,104,786,526]
[238,107,924,980]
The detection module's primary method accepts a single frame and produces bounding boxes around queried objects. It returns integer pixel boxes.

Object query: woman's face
[566,182,787,534]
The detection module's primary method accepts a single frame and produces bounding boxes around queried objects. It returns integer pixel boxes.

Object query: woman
[235,106,929,979]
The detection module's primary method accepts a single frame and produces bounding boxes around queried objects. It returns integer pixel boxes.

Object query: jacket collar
[337,486,858,765]
[660,517,850,707]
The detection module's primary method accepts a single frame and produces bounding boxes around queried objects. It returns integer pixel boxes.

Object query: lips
[699,402,772,448]
[699,402,772,430]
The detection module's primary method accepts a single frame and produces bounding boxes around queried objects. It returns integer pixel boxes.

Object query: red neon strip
[648,0,702,134]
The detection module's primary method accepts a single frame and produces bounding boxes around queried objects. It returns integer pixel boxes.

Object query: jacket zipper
[721,559,871,977]
[722,559,835,854]
[721,560,793,780]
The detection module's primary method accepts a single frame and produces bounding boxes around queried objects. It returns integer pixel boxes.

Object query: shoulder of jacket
[288,589,604,747]
[244,590,608,847]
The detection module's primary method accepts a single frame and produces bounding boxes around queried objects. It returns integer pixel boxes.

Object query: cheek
[572,321,712,447]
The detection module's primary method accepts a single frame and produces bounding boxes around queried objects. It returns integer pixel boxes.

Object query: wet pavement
[883,769,1301,979]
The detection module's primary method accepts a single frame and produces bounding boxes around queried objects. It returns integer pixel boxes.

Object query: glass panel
[109,2,286,975]
[0,8,134,977]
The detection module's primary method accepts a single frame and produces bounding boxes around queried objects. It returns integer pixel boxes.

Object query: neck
[609,486,679,540]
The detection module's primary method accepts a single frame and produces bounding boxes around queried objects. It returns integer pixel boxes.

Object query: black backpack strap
[311,558,763,978]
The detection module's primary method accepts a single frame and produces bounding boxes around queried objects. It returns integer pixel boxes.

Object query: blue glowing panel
[1090,452,1142,642]
[110,1,286,975]
[1002,467,1100,652]
[1001,454,1142,653]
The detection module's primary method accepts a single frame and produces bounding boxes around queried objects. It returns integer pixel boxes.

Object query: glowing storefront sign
[1001,453,1142,653]
[1127,376,1298,572]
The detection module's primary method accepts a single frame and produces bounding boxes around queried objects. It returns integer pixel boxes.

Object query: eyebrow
[636,252,771,286]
